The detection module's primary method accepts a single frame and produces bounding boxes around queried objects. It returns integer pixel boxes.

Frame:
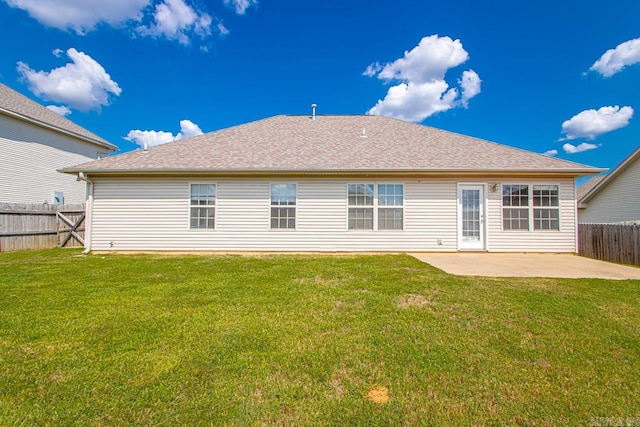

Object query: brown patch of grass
[367,386,390,404]
[397,293,430,309]
[295,275,340,285]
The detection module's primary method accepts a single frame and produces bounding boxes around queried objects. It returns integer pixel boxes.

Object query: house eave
[0,107,118,151]
[578,146,640,204]
[60,167,606,178]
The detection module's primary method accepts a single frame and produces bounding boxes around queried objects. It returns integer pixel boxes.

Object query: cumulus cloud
[562,143,599,154]
[125,119,204,147]
[589,37,640,77]
[5,0,228,46]
[459,70,481,108]
[4,0,148,33]
[17,48,121,112]
[137,0,211,45]
[367,81,459,122]
[543,149,558,157]
[560,106,633,140]
[46,105,72,116]
[364,35,481,122]
[224,0,257,15]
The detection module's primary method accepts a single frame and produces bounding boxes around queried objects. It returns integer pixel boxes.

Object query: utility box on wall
[53,191,64,205]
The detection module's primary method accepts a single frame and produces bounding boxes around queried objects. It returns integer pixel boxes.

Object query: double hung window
[533,185,559,230]
[348,184,374,230]
[190,184,216,229]
[271,184,296,229]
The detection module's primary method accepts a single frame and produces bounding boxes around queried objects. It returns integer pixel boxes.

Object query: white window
[271,183,296,229]
[348,184,374,230]
[190,184,215,229]
[378,184,403,230]
[502,184,529,230]
[348,183,404,231]
[533,185,559,230]
[502,184,559,231]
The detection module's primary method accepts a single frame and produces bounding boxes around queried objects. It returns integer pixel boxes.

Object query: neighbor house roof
[578,146,640,205]
[0,83,117,150]
[576,175,606,201]
[61,115,603,177]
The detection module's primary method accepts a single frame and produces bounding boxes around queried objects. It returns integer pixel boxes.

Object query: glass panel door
[458,185,485,250]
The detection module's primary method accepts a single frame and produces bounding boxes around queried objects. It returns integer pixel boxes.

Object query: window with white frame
[502,184,529,230]
[271,183,296,229]
[348,183,404,230]
[190,184,215,229]
[533,185,559,230]
[378,184,403,230]
[502,184,560,231]
[348,184,374,230]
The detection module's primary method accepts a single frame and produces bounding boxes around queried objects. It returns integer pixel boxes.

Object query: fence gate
[57,211,86,248]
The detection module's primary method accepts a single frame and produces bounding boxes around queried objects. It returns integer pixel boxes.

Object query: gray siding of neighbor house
[0,114,103,204]
[579,156,640,224]
[87,177,577,253]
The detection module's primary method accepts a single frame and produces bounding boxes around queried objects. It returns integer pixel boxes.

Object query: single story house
[578,146,640,224]
[61,114,602,253]
[0,83,116,204]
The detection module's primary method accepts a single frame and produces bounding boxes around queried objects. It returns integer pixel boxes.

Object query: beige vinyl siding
[578,158,640,223]
[90,178,459,252]
[0,114,102,204]
[486,178,577,252]
[89,177,577,253]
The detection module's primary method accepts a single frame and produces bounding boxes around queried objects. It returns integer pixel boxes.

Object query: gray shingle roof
[0,83,116,150]
[62,115,602,176]
[577,175,606,201]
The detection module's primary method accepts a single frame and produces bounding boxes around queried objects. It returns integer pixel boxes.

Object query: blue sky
[1,0,639,180]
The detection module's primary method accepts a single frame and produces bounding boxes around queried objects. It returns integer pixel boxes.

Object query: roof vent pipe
[311,103,317,121]
[143,142,148,152]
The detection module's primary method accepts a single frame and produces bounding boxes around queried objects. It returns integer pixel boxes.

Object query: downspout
[77,172,94,254]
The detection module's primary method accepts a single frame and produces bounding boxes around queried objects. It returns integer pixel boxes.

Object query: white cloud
[562,143,599,154]
[543,149,558,157]
[362,62,382,77]
[224,0,257,15]
[364,35,481,122]
[589,37,640,77]
[137,0,211,45]
[376,35,469,84]
[125,119,204,147]
[17,48,121,112]
[217,22,229,36]
[560,106,634,140]
[4,0,148,33]
[5,0,222,46]
[46,105,71,116]
[368,81,459,122]
[459,69,481,108]
[175,119,203,139]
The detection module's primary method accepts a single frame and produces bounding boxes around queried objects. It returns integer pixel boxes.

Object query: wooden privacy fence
[0,203,85,252]
[578,223,640,266]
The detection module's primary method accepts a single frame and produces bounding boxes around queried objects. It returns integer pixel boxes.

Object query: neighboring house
[0,84,117,204]
[61,115,602,253]
[578,146,640,224]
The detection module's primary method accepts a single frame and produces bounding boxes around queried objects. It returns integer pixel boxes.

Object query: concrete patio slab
[410,253,640,280]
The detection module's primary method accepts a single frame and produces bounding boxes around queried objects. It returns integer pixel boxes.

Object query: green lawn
[1,249,639,426]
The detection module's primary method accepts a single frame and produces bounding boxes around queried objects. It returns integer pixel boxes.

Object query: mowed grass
[1,250,639,426]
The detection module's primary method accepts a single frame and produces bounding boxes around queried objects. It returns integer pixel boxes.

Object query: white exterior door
[458,185,485,250]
